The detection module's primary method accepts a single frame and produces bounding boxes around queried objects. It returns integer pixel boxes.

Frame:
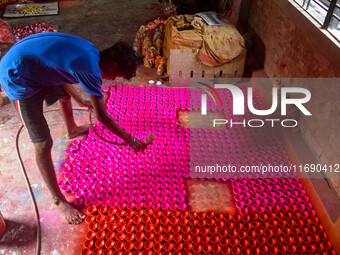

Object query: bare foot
[66,124,91,139]
[54,199,85,224]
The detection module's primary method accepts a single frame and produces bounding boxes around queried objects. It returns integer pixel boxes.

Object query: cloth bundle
[0,19,15,43]
[194,20,245,67]
[0,19,15,66]
[133,16,167,69]
[164,15,245,67]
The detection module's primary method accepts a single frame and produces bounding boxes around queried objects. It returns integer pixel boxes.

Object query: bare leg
[57,95,90,139]
[34,138,85,224]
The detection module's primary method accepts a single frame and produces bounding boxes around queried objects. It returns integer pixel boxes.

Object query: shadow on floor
[0,220,36,246]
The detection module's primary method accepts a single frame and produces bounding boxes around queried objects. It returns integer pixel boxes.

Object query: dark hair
[100,41,139,80]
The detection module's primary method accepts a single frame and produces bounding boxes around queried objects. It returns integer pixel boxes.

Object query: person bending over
[0,32,144,224]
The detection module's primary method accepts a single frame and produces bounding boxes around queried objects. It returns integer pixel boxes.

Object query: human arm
[89,94,144,152]
[62,84,92,108]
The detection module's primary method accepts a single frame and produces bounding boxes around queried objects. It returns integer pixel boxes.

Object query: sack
[0,19,15,43]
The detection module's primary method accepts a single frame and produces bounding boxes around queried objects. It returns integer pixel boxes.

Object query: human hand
[127,136,145,153]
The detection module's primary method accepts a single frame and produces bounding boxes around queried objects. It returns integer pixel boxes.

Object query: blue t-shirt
[0,32,103,100]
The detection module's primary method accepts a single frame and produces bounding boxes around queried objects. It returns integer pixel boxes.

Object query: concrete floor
[0,1,234,254]
[0,1,163,254]
[0,1,339,255]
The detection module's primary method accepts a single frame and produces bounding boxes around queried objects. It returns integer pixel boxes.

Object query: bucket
[0,211,6,237]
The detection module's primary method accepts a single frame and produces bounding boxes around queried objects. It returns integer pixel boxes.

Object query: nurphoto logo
[199,84,312,128]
